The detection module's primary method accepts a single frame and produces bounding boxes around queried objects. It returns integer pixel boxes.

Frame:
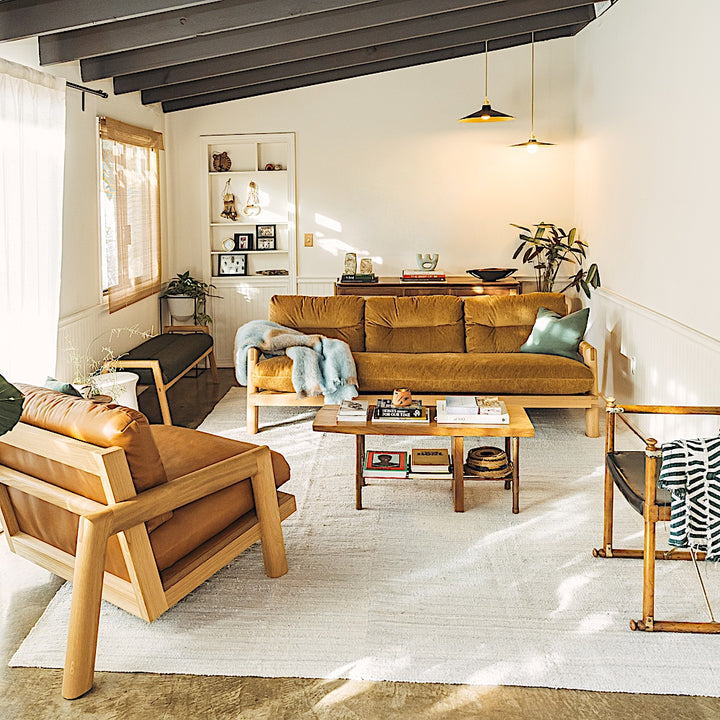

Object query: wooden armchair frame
[0,423,296,699]
[592,397,720,633]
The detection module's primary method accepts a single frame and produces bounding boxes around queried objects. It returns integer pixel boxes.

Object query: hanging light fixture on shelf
[459,41,513,123]
[242,180,261,216]
[511,32,555,153]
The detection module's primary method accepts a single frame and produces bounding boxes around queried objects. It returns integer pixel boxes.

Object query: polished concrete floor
[3,371,720,718]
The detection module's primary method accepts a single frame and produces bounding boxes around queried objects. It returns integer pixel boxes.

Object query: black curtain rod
[67,81,108,111]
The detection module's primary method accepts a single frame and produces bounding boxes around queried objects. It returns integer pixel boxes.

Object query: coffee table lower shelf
[312,405,535,512]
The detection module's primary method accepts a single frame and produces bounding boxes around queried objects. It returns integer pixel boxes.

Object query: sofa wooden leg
[252,449,289,578]
[63,516,110,700]
[585,406,600,438]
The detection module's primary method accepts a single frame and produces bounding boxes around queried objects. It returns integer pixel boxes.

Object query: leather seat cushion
[123,332,213,385]
[251,352,594,395]
[606,450,671,515]
[148,426,290,572]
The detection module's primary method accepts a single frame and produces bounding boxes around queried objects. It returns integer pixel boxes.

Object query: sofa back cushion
[269,295,365,351]
[464,292,568,353]
[365,296,465,353]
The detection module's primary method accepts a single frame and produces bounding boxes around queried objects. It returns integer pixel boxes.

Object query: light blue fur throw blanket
[234,320,358,404]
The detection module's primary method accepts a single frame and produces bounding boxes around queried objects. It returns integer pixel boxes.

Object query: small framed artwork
[234,232,254,250]
[221,236,236,251]
[218,253,247,276]
[256,236,276,250]
[257,224,276,238]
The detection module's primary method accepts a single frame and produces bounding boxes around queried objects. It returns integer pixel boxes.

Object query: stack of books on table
[341,273,378,283]
[401,269,446,281]
[363,450,408,478]
[436,396,510,424]
[335,399,369,422]
[372,398,430,423]
[408,448,452,480]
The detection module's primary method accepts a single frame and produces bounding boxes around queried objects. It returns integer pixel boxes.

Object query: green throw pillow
[520,306,590,362]
[45,377,83,397]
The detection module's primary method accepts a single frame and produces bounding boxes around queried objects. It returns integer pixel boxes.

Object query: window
[99,116,162,312]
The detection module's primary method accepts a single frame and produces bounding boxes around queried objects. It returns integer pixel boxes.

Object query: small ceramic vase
[392,388,412,407]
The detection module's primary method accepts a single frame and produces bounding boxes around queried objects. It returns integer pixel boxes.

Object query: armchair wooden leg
[247,402,259,435]
[585,406,600,438]
[251,448,288,578]
[63,516,110,700]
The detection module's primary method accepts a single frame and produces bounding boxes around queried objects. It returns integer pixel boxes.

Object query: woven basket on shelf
[463,446,513,478]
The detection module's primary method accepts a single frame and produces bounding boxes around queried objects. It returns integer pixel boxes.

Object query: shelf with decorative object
[202,133,297,366]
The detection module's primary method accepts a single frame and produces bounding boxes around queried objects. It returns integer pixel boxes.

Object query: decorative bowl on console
[466,268,518,282]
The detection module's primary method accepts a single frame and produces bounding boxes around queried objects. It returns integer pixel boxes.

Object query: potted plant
[511,222,601,297]
[0,375,23,436]
[164,271,221,325]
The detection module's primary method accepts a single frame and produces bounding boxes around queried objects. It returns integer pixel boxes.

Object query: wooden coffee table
[312,404,535,512]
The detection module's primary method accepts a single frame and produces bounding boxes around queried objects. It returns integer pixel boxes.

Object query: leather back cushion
[15,384,167,493]
[464,293,569,353]
[269,295,365,351]
[365,296,465,353]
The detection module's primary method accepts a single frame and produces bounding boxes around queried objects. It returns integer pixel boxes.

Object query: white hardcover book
[435,400,509,424]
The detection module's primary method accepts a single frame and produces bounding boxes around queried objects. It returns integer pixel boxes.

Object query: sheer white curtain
[0,59,65,384]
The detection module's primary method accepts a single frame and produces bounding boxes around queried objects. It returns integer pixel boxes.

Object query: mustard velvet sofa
[244,292,600,437]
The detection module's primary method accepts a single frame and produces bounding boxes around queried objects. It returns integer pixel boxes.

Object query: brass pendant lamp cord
[484,41,489,103]
[530,32,535,138]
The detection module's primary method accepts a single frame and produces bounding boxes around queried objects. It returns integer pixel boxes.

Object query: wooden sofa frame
[245,340,600,437]
[105,325,218,426]
[0,423,296,699]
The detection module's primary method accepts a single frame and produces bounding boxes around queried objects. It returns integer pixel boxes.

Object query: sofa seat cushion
[252,353,594,395]
[465,292,568,353]
[269,294,366,351]
[123,332,213,385]
[148,425,290,572]
[354,352,594,394]
[365,296,465,353]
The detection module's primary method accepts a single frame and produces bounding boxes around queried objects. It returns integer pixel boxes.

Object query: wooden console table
[334,275,521,297]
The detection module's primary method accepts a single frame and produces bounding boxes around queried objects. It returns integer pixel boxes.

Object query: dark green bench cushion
[123,333,213,385]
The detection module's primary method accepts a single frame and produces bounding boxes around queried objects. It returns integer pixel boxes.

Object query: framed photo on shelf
[221,236,236,251]
[218,253,247,276]
[256,236,276,250]
[233,232,254,250]
[256,224,276,238]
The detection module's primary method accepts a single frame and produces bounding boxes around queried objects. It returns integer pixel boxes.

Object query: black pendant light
[511,32,555,152]
[459,42,514,123]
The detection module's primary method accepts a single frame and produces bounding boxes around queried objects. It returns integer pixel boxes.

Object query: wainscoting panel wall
[586,289,720,440]
[296,277,335,297]
[55,296,160,384]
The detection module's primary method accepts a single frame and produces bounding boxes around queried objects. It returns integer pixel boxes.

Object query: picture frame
[256,224,276,238]
[256,236,276,250]
[233,232,254,250]
[218,253,247,276]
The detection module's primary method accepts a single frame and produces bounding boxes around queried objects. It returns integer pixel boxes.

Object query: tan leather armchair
[0,385,296,699]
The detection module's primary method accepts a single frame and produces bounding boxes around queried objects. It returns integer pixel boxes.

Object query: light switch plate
[304,233,313,247]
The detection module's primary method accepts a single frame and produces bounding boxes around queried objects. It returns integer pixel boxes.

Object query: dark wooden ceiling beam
[81,0,592,81]
[117,0,593,94]
[141,6,593,104]
[38,0,378,65]
[161,23,586,112]
[0,0,219,42]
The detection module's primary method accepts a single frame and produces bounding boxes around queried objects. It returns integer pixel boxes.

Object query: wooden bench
[104,325,218,425]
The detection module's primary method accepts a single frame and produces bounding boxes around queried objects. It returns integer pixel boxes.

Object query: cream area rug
[11,388,720,696]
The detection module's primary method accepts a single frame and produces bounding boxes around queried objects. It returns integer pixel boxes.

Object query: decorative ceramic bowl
[466,268,518,282]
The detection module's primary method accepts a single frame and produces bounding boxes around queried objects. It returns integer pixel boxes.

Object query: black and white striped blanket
[658,436,720,560]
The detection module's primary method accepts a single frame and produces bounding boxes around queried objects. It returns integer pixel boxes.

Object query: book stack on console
[363,450,408,478]
[372,398,430,423]
[401,269,446,281]
[408,448,452,480]
[341,273,378,283]
[335,399,369,423]
[436,396,510,424]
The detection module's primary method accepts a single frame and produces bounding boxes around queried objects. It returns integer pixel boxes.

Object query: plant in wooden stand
[511,222,601,297]
[164,271,221,326]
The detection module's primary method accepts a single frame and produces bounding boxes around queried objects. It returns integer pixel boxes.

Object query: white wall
[166,39,576,282]
[0,39,166,380]
[575,0,720,431]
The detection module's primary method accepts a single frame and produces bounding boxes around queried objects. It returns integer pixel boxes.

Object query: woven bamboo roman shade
[99,117,163,313]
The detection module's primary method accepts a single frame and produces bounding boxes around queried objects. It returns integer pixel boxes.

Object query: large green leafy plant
[164,271,221,326]
[0,375,23,436]
[512,222,601,298]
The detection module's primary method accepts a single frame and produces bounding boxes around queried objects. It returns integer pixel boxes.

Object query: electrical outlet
[304,233,314,247]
